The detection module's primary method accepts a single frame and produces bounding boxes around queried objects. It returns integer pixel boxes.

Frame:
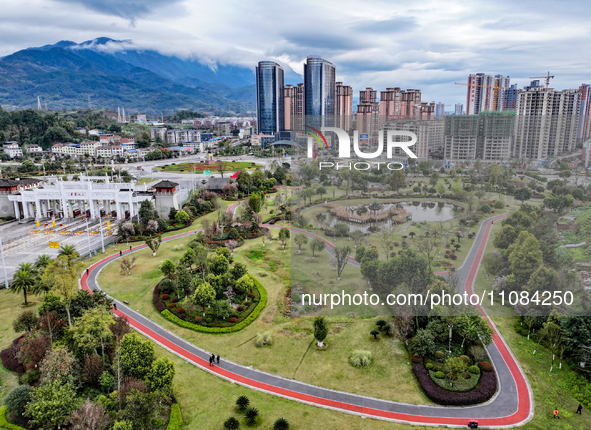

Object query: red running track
[80,214,532,427]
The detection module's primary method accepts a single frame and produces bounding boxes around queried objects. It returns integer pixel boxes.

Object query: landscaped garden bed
[151,239,268,333]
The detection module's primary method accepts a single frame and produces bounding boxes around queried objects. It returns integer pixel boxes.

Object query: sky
[1,0,590,106]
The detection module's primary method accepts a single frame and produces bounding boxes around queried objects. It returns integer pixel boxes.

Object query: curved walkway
[81,213,533,428]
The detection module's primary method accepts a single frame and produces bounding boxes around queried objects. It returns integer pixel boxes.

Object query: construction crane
[454,81,504,111]
[529,71,554,89]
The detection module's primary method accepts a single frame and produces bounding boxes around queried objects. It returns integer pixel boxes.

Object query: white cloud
[0,0,590,105]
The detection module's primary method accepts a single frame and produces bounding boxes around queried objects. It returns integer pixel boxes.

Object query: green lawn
[97,234,430,405]
[156,161,262,174]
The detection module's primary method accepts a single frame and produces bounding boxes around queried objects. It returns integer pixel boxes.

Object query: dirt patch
[277,329,309,339]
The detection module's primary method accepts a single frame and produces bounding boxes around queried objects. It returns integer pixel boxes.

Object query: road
[82,211,533,427]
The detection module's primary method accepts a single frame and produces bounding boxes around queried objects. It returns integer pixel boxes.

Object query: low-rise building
[80,141,100,156]
[99,134,121,145]
[150,127,167,142]
[2,142,23,158]
[251,134,275,147]
[27,144,42,154]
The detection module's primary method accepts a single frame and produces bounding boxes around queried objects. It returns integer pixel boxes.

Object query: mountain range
[0,37,301,115]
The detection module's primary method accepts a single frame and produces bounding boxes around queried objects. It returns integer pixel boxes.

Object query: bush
[410,355,423,364]
[12,311,39,333]
[468,365,480,375]
[480,204,491,213]
[155,301,166,312]
[350,350,372,367]
[167,403,183,430]
[493,201,505,209]
[20,369,39,385]
[223,416,240,430]
[255,332,273,347]
[413,364,497,405]
[460,355,471,364]
[229,317,238,323]
[176,307,185,314]
[426,363,434,370]
[376,319,387,329]
[434,371,445,379]
[434,351,445,359]
[194,316,202,323]
[463,372,472,379]
[467,345,488,363]
[479,361,493,372]
[168,303,176,309]
[0,344,23,375]
[274,417,290,430]
[449,253,457,260]
[159,279,175,294]
[245,407,259,424]
[171,297,179,304]
[236,395,250,410]
[237,306,244,312]
[161,294,170,300]
[3,385,33,417]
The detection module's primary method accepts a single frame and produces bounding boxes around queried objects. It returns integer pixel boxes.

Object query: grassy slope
[97,235,429,405]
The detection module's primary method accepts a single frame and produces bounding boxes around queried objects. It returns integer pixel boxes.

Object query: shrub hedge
[159,278,267,334]
[166,403,182,430]
[0,344,24,377]
[468,365,480,374]
[479,361,494,372]
[0,406,27,430]
[412,364,497,405]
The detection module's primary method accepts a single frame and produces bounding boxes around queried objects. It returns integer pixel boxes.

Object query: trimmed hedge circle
[158,277,267,334]
[412,364,497,405]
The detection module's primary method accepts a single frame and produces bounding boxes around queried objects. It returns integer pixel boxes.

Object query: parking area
[0,218,117,287]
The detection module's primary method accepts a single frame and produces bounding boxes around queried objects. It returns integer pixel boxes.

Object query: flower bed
[154,277,267,334]
[412,364,497,405]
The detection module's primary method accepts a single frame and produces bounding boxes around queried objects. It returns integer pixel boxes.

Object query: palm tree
[34,254,53,271]
[58,244,79,260]
[11,263,38,305]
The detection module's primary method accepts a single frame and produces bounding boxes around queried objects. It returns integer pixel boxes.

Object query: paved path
[81,212,533,428]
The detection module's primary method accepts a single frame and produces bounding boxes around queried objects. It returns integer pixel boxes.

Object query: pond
[312,201,463,233]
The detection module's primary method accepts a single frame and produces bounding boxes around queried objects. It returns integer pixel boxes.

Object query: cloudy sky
[1,0,590,106]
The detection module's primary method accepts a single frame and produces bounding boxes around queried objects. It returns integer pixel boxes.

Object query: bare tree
[392,315,414,345]
[416,228,441,267]
[68,399,111,430]
[376,224,396,260]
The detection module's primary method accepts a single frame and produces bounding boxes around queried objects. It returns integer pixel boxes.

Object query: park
[2,160,591,429]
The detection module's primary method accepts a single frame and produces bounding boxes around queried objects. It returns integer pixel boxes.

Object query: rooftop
[153,180,179,189]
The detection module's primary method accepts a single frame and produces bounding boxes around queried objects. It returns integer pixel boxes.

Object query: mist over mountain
[0,37,302,115]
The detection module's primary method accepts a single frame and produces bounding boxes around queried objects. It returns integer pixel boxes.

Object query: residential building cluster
[445,78,587,165]
[253,56,591,165]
